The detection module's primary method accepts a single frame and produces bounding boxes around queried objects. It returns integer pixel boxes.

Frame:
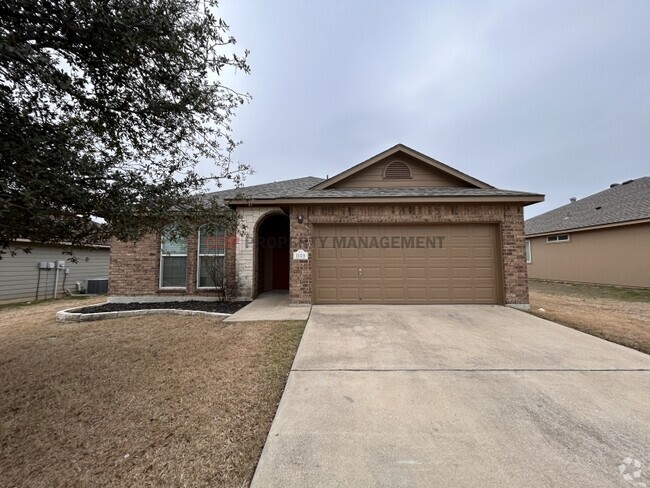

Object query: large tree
[0,0,250,255]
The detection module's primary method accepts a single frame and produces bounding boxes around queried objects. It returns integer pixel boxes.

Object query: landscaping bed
[76,300,250,314]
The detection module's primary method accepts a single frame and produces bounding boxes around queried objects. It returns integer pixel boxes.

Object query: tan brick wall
[109,232,237,299]
[289,203,529,305]
[235,206,285,300]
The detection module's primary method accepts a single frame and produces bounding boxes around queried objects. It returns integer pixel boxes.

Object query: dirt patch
[529,280,650,354]
[0,299,305,487]
[76,300,251,314]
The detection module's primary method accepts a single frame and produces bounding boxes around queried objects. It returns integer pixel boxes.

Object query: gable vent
[383,161,412,179]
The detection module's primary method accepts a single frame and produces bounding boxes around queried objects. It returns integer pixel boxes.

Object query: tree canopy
[0,0,250,255]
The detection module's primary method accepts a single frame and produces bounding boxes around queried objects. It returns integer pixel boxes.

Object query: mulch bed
[76,300,251,314]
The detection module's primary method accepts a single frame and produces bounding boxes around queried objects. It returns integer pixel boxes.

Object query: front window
[160,231,187,288]
[198,227,226,288]
[525,240,532,263]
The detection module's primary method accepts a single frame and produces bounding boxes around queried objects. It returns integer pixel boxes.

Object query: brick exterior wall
[109,203,530,306]
[109,231,237,300]
[289,203,529,305]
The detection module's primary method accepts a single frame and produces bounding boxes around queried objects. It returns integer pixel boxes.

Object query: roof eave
[226,195,545,206]
[12,238,111,249]
[525,217,650,237]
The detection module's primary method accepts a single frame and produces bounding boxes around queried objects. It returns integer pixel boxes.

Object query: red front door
[272,246,290,289]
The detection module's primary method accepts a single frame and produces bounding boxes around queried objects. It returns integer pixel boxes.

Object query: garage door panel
[406,267,426,279]
[451,247,471,258]
[404,247,426,258]
[360,248,381,259]
[383,248,404,259]
[339,248,359,259]
[316,288,337,300]
[476,287,497,300]
[475,267,494,279]
[363,267,382,279]
[316,248,337,259]
[384,287,405,300]
[313,224,500,304]
[452,288,474,300]
[474,246,494,258]
[430,288,452,301]
[361,287,382,300]
[384,267,404,279]
[452,267,472,278]
[317,267,337,279]
[450,226,471,237]
[339,267,359,280]
[405,288,427,300]
[339,287,360,300]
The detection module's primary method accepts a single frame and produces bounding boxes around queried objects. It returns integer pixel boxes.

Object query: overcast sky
[210,0,649,218]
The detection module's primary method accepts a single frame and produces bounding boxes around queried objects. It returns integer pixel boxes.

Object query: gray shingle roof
[206,176,325,203]
[206,175,542,206]
[525,177,650,235]
[208,177,541,201]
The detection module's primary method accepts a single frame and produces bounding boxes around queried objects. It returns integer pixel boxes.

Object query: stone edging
[56,305,232,322]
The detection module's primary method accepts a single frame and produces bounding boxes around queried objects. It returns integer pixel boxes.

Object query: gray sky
[211,0,649,218]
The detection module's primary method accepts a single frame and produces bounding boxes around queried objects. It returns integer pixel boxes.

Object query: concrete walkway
[252,305,650,488]
[224,290,311,322]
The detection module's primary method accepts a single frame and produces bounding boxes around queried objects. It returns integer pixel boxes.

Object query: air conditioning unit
[86,278,109,294]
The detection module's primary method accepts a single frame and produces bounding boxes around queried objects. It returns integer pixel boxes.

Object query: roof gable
[312,144,493,190]
[525,177,650,235]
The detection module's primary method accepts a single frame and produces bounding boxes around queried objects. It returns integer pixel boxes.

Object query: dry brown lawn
[0,298,305,487]
[529,280,650,354]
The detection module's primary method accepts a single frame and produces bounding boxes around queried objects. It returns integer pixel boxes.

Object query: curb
[56,305,232,322]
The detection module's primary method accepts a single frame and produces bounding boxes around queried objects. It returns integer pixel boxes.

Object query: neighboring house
[0,241,110,303]
[525,177,650,288]
[109,144,543,307]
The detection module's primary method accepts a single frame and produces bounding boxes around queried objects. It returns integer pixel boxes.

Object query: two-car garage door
[312,224,501,304]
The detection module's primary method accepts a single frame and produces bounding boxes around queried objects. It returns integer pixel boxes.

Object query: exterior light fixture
[297,214,304,224]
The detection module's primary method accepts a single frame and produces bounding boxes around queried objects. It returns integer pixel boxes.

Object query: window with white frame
[546,234,570,243]
[160,231,187,288]
[197,227,226,288]
[525,239,532,263]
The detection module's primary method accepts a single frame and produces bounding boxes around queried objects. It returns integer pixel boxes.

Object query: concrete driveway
[252,306,650,488]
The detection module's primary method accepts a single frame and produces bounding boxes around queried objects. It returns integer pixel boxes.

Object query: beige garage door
[313,224,500,304]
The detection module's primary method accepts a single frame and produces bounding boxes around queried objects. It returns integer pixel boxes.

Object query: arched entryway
[256,213,290,295]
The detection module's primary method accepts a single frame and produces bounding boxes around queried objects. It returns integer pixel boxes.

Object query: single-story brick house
[525,176,649,288]
[109,144,543,307]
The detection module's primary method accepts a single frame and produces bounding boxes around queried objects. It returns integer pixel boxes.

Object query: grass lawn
[0,298,305,487]
[529,280,650,354]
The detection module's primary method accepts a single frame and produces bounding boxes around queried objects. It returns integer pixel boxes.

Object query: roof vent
[622,179,634,185]
[569,197,577,203]
[383,161,412,179]
[610,183,620,188]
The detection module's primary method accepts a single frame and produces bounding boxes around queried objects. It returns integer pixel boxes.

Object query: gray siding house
[0,242,110,303]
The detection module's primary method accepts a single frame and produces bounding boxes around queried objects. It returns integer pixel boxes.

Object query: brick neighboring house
[109,144,543,307]
[525,177,650,288]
